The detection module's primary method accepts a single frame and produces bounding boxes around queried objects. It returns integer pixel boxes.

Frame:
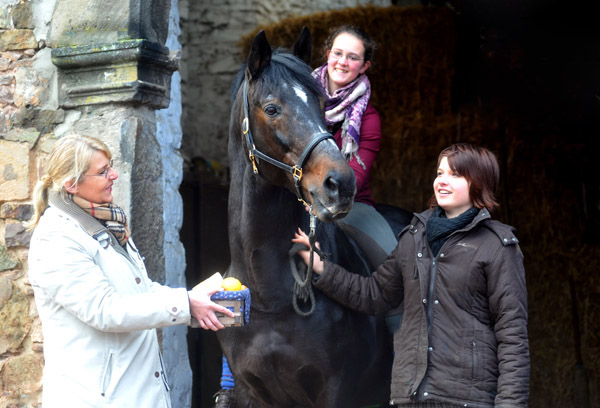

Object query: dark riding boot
[213,388,235,408]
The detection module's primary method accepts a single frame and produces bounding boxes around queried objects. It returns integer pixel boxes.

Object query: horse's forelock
[232,50,323,103]
[265,51,322,97]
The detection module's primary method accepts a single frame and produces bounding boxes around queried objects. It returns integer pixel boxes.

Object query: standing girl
[293,144,530,407]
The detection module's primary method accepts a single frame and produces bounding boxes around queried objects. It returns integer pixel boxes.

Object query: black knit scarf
[426,206,479,257]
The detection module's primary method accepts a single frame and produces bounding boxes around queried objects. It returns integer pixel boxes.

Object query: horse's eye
[263,105,279,117]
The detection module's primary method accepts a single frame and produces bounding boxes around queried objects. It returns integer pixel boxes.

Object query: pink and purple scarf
[312,63,371,168]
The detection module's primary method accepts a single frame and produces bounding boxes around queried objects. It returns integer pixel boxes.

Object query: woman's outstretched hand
[188,287,234,331]
[292,228,325,275]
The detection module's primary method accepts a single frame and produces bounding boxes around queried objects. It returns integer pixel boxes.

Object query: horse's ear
[292,26,312,65]
[247,30,272,80]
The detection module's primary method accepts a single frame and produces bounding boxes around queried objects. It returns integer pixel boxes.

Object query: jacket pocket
[100,350,115,397]
[464,330,488,383]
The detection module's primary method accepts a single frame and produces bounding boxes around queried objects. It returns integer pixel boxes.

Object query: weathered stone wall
[1,0,47,405]
[179,0,393,166]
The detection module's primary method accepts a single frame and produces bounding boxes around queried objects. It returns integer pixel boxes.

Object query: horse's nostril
[324,174,340,197]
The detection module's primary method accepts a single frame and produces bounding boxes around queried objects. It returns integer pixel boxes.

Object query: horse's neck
[231,172,300,236]
[227,162,304,270]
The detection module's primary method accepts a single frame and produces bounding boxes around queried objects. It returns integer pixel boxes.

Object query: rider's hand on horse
[188,287,234,331]
[292,228,325,275]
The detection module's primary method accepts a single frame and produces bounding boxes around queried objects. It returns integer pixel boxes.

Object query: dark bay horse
[216,28,395,408]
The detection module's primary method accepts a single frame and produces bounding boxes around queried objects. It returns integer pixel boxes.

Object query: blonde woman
[27,135,233,407]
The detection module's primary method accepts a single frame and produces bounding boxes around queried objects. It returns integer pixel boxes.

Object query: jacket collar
[48,191,131,258]
[412,207,491,234]
[48,190,108,239]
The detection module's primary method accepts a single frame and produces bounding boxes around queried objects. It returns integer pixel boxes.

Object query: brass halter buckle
[292,165,303,182]
[249,149,259,174]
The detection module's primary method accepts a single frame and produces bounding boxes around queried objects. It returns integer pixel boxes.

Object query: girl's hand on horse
[292,228,325,275]
[188,287,235,331]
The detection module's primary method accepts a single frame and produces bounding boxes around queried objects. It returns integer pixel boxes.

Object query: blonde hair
[26,135,112,229]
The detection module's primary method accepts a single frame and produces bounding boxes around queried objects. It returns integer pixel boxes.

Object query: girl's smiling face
[434,157,472,218]
[326,32,371,93]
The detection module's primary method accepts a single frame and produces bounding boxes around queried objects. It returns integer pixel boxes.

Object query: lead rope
[290,212,324,316]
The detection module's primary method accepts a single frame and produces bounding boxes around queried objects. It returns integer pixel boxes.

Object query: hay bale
[241,6,456,122]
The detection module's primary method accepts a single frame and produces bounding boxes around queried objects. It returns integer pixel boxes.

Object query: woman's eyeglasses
[86,160,114,179]
[329,49,364,63]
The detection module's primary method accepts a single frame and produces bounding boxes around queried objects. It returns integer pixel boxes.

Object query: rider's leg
[336,202,403,333]
[336,202,397,265]
[213,356,235,408]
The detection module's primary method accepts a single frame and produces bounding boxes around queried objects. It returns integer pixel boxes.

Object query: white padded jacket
[28,193,191,407]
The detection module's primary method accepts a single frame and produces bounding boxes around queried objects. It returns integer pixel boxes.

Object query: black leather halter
[242,80,334,206]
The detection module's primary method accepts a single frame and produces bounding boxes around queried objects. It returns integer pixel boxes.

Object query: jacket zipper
[426,258,437,340]
[100,351,114,397]
[158,352,171,392]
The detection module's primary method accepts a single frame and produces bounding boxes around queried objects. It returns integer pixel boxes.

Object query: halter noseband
[242,80,334,206]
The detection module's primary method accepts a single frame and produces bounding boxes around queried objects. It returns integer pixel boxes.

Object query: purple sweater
[332,102,381,206]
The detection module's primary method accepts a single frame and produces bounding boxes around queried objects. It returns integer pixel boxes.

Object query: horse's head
[232,27,356,222]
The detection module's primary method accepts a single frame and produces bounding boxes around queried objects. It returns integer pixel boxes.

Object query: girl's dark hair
[323,25,377,63]
[428,143,500,211]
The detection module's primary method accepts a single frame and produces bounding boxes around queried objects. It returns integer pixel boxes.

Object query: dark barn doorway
[180,166,230,408]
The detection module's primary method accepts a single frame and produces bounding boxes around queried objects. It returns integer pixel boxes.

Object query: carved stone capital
[51,39,179,109]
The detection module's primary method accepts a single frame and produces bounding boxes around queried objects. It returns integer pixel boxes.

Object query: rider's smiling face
[326,32,371,94]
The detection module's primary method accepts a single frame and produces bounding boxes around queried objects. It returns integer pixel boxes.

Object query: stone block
[0,244,17,271]
[0,29,38,52]
[52,39,178,109]
[5,221,31,247]
[1,203,33,221]
[0,352,43,394]
[38,135,57,153]
[0,280,32,354]
[0,81,14,104]
[0,140,29,200]
[14,65,48,108]
[0,56,11,70]
[30,319,43,352]
[12,2,33,29]
[0,7,9,30]
[0,274,12,307]
[12,105,65,130]
[0,74,15,85]
[49,0,170,46]
[5,128,40,146]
